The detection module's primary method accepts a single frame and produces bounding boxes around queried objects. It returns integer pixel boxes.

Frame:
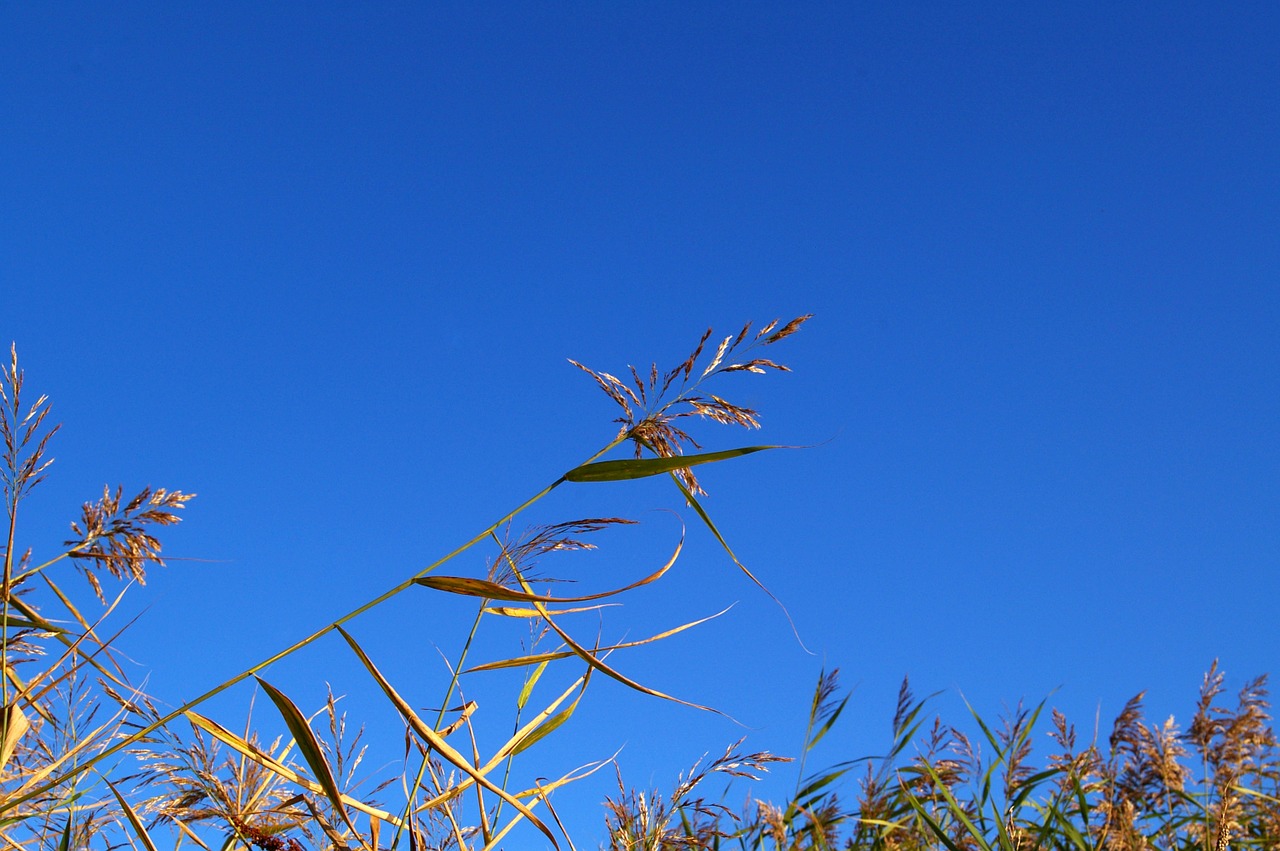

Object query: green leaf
[417,532,681,605]
[511,684,585,756]
[673,473,812,652]
[415,575,548,602]
[467,604,731,674]
[0,617,57,631]
[255,677,361,839]
[794,767,850,804]
[563,445,781,482]
[911,761,994,851]
[517,661,549,712]
[1009,767,1059,809]
[904,793,973,851]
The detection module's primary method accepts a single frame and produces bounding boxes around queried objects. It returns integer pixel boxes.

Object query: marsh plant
[3,324,1274,851]
[0,319,812,850]
[605,665,1277,851]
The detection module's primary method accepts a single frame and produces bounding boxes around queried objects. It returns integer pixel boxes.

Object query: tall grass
[605,667,1277,850]
[0,319,810,850]
[6,326,1273,850]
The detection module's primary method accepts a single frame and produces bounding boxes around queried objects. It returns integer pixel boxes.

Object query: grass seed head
[571,316,810,494]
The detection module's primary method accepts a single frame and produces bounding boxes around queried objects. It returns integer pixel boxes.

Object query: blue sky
[4,2,1278,845]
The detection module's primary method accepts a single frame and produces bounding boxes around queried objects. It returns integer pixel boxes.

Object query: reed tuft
[570,314,811,494]
[617,665,1278,850]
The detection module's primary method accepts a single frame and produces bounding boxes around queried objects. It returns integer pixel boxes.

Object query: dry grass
[608,667,1278,851]
[0,322,809,850]
[11,323,1269,851]
[604,743,788,851]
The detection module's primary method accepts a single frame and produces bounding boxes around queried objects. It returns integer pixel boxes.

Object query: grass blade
[184,710,402,826]
[563,445,783,483]
[465,606,732,674]
[485,604,615,618]
[510,670,591,757]
[481,756,614,850]
[908,760,995,851]
[103,776,159,851]
[418,671,593,813]
[336,626,561,849]
[0,704,29,771]
[416,531,682,605]
[516,661,550,712]
[903,792,972,851]
[672,473,811,652]
[255,676,362,841]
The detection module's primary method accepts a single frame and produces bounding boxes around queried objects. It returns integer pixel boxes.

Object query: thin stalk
[390,596,487,851]
[483,527,548,836]
[2,433,627,818]
[2,494,15,708]
[493,698,526,835]
[435,602,487,731]
[10,550,84,587]
[476,528,525,835]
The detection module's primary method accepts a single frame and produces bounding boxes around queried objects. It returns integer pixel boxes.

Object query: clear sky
[4,2,1278,845]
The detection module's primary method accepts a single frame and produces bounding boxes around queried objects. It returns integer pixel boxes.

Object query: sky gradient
[4,3,1278,844]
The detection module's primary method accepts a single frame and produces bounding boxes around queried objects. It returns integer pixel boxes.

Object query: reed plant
[0,318,811,850]
[607,667,1277,850]
[7,326,1273,851]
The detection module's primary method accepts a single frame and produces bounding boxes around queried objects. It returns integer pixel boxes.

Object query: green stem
[390,598,487,851]
[435,602,487,731]
[2,495,15,708]
[10,551,73,587]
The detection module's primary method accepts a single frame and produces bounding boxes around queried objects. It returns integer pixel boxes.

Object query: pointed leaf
[466,606,732,674]
[255,678,362,839]
[563,445,781,482]
[907,761,993,851]
[417,532,681,604]
[415,575,548,602]
[673,474,811,651]
[516,661,549,712]
[795,767,851,804]
[0,617,57,631]
[419,671,592,814]
[808,694,850,752]
[336,626,560,849]
[511,675,589,756]
[481,754,614,849]
[0,704,29,771]
[184,711,400,826]
[504,570,724,717]
[485,604,614,618]
[104,777,160,851]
